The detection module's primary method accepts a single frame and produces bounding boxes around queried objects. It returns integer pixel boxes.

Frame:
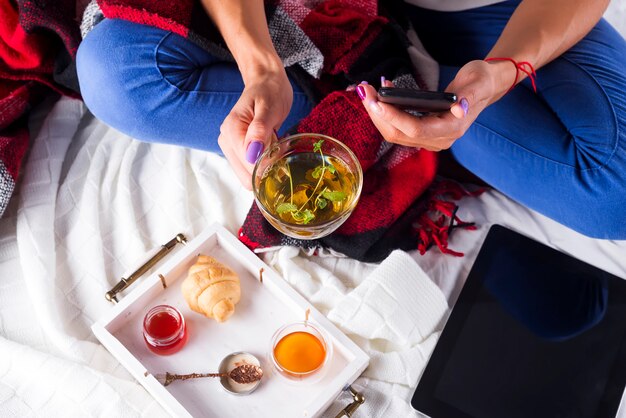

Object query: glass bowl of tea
[269,321,333,383]
[252,133,363,240]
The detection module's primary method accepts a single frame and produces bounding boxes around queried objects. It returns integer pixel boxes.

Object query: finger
[220,111,249,154]
[399,110,465,145]
[369,117,411,147]
[219,115,255,189]
[231,152,254,190]
[357,83,465,149]
[380,76,394,88]
[358,84,433,139]
[450,97,469,119]
[219,133,254,190]
[446,72,479,120]
[366,114,453,151]
[243,102,283,165]
[354,83,408,142]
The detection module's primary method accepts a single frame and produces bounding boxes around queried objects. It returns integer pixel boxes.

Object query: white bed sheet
[0,5,625,416]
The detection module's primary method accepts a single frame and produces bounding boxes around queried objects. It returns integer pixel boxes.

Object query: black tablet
[411,225,626,418]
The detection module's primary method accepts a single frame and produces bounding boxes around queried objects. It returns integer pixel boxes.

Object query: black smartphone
[377,87,457,112]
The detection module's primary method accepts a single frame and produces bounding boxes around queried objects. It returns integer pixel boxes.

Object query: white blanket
[1,5,626,415]
[5,96,626,418]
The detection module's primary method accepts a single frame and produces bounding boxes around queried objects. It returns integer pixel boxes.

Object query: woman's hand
[201,0,292,189]
[357,60,514,151]
[217,66,293,189]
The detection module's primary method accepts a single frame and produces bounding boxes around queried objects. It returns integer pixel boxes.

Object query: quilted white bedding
[0,5,625,417]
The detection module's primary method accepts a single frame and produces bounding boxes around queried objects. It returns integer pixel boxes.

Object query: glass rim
[251,133,364,229]
[270,321,332,377]
[143,304,186,346]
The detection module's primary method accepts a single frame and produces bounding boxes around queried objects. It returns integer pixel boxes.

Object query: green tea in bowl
[252,133,363,240]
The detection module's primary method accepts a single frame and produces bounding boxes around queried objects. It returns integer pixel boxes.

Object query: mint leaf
[322,190,347,201]
[313,139,324,152]
[316,198,328,209]
[290,209,315,224]
[311,166,323,179]
[276,203,297,214]
[301,209,315,224]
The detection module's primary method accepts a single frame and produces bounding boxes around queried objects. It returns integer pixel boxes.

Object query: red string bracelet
[484,57,537,93]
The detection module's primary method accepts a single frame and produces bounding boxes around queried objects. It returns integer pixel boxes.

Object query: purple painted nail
[356,85,366,100]
[380,76,386,86]
[360,80,369,85]
[460,98,469,116]
[246,141,264,164]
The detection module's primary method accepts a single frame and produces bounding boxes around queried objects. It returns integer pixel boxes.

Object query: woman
[77,0,626,239]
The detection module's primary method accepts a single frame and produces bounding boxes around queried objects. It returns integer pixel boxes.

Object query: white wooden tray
[92,223,369,417]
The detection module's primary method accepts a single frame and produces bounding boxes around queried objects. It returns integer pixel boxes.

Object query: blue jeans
[76,4,626,239]
[76,19,315,151]
[407,1,626,240]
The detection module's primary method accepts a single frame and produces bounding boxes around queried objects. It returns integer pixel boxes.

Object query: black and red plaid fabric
[0,0,80,217]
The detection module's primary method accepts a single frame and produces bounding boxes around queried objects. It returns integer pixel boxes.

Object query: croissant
[181,255,241,322]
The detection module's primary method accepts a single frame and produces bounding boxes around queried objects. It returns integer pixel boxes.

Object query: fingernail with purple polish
[356,85,366,100]
[360,80,368,85]
[381,76,386,86]
[460,98,469,116]
[246,141,264,164]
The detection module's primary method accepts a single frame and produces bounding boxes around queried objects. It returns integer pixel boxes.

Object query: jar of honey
[143,305,188,355]
[270,321,332,382]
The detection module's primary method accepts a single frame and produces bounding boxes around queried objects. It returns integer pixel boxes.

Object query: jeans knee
[77,19,168,139]
[78,21,130,132]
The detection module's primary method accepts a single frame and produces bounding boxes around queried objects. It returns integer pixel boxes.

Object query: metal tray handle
[334,385,365,417]
[105,233,187,303]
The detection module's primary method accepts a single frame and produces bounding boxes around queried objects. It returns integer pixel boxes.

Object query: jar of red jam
[143,305,188,355]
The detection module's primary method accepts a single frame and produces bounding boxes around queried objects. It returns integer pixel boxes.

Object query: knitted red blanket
[0,0,80,217]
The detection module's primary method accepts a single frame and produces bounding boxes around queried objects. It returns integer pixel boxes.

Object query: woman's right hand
[217,65,293,190]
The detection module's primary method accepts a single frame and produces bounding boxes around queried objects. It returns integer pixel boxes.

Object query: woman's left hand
[358,60,513,151]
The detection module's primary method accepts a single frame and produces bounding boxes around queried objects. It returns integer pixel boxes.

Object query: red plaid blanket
[0,0,80,216]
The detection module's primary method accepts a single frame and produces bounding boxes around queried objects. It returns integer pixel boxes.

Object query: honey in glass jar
[270,322,331,381]
[274,331,326,374]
